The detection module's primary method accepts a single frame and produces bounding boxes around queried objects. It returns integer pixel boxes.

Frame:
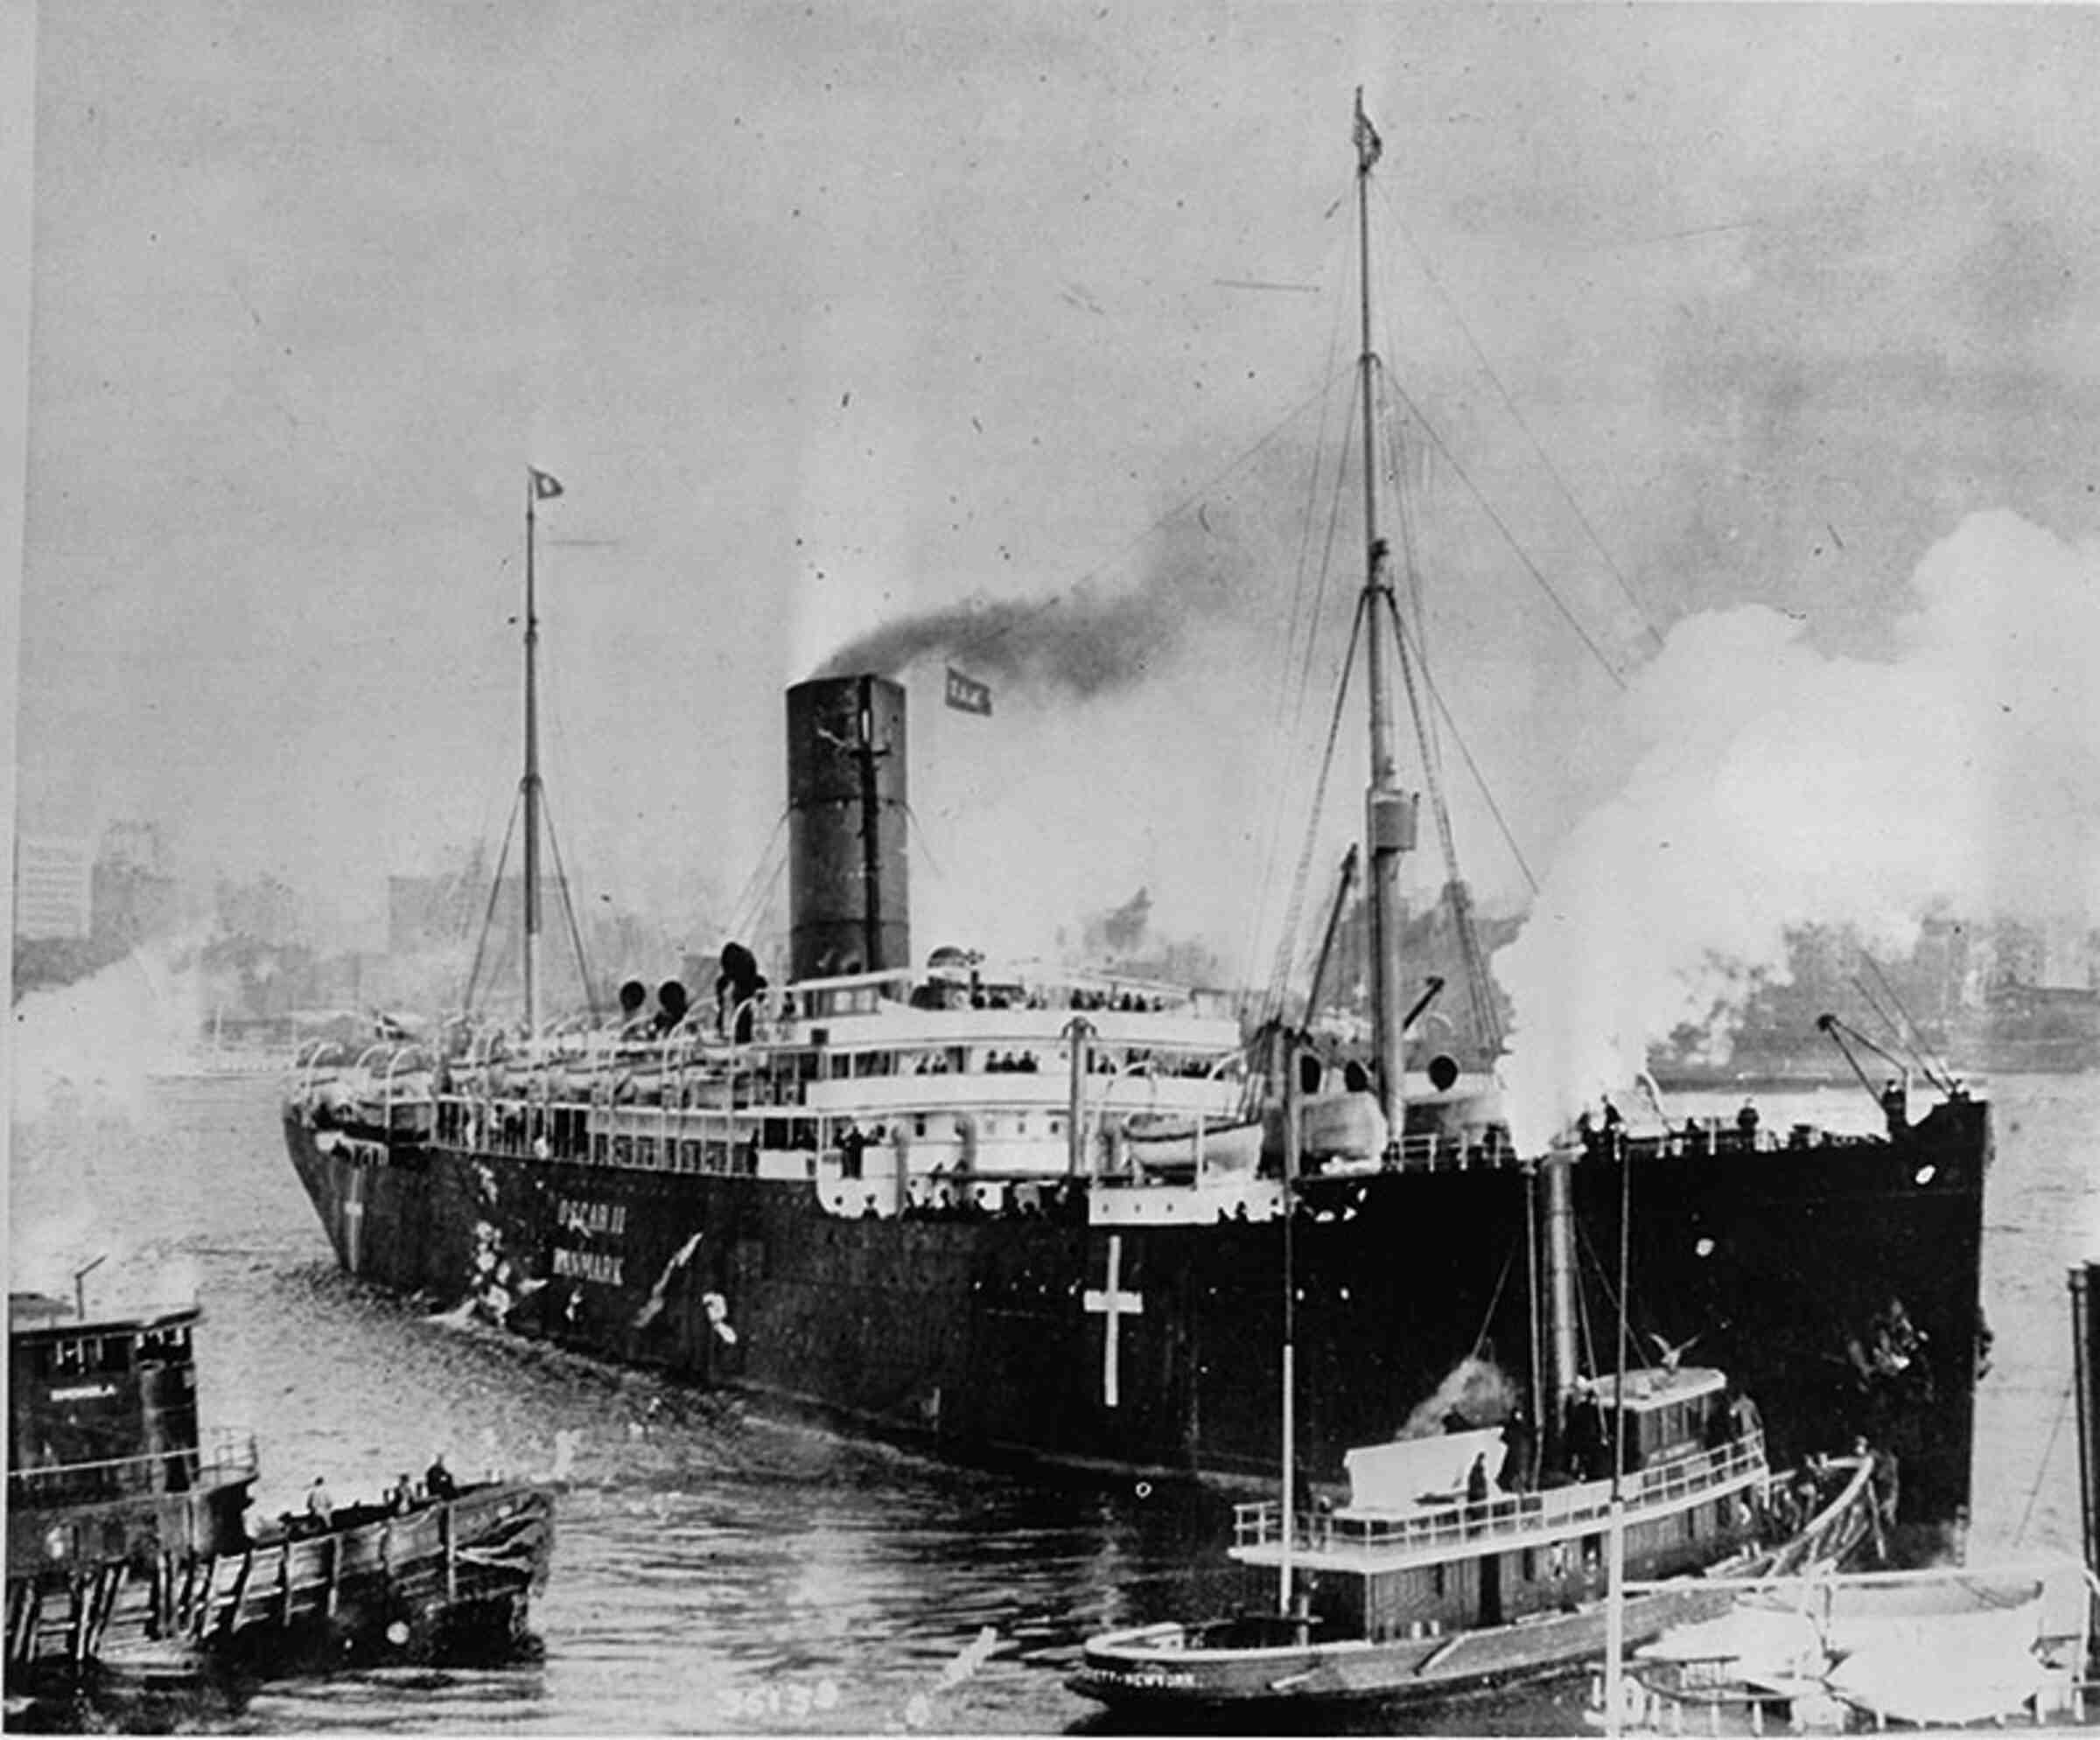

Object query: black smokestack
[785,675,911,982]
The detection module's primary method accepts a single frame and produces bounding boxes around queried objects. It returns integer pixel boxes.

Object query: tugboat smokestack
[785,674,912,982]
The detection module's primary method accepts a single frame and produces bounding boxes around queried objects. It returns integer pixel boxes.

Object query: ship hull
[281,1100,1988,1531]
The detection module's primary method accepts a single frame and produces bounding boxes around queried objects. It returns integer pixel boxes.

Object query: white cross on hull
[1083,1233,1144,1408]
[343,1181,366,1275]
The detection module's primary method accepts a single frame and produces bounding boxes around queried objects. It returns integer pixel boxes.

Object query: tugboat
[4,1291,555,1695]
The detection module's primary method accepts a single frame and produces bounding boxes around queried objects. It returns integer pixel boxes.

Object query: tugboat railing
[8,1427,260,1507]
[1234,1432,1767,1559]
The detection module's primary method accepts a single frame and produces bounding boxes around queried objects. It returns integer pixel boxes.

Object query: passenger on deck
[1880,1076,1909,1135]
[1466,1453,1490,1506]
[306,1475,335,1529]
[1736,1099,1760,1142]
[1497,1407,1536,1492]
[388,1473,416,1515]
[1564,1379,1607,1481]
[1464,1453,1491,1534]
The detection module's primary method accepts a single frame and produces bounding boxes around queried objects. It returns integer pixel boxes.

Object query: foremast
[522,470,550,1040]
[1353,90,1421,1132]
[471,465,590,1038]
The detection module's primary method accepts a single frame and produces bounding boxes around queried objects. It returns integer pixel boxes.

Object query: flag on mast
[1354,93,1382,172]
[944,667,992,716]
[529,468,564,501]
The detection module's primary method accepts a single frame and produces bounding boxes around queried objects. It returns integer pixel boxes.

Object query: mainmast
[522,467,562,1038]
[1354,90,1420,1130]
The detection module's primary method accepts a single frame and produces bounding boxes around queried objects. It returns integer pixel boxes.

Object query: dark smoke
[1396,1356,1521,1439]
[811,518,1250,696]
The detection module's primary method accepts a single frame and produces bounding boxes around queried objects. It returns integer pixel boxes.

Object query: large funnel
[786,674,911,982]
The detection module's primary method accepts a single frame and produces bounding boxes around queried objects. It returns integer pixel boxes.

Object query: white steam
[1494,510,2100,1152]
[10,940,203,1122]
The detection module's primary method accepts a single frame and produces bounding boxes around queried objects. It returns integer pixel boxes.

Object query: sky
[13,3,2100,1001]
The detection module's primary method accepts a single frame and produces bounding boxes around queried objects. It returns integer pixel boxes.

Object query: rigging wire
[1382,373,1630,691]
[443,559,540,1014]
[901,802,948,891]
[463,788,523,1019]
[2011,1377,2076,1548]
[721,808,788,939]
[1386,595,1541,897]
[1372,177,1666,654]
[539,793,599,1020]
[1368,359,1516,1049]
[1858,949,1956,1089]
[1246,374,1362,1018]
[534,611,609,1017]
[1848,965,1953,1094]
[1260,599,1365,1029]
[1240,217,1360,1002]
[1467,1238,1523,1362]
[1380,587,1508,1049]
[725,816,792,950]
[930,367,1349,674]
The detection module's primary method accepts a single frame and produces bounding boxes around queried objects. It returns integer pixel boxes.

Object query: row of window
[21,1328,188,1378]
[586,1134,762,1175]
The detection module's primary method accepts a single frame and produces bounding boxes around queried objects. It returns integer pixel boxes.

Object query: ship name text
[557,1198,627,1237]
[553,1247,626,1286]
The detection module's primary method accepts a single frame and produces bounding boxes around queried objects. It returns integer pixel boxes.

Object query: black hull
[281,1103,1988,1531]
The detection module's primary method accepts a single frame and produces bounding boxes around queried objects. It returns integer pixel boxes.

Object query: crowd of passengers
[834,1171,1423,1225]
[867,1176,1096,1224]
[906,982,1181,1014]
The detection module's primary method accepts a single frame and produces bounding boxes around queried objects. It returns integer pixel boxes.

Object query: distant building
[91,821,178,951]
[12,836,94,941]
[214,873,308,949]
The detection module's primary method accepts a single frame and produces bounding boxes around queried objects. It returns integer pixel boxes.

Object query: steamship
[280,103,1991,1547]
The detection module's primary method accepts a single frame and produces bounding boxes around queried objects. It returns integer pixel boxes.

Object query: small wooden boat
[1629,1561,2089,1730]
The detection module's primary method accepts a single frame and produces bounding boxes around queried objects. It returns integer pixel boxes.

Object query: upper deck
[1231,1366,1760,1576]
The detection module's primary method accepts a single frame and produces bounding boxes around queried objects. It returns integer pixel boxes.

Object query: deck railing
[8,1427,259,1508]
[1234,1432,1766,1560]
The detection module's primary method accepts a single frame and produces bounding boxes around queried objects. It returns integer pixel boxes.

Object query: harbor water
[9,1067,2096,1734]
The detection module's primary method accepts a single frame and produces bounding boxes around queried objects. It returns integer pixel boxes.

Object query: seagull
[1648,1331,1700,1374]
